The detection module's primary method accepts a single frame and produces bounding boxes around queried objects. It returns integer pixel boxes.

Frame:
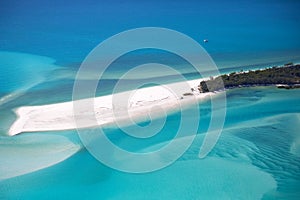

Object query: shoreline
[8,78,215,136]
[9,63,299,136]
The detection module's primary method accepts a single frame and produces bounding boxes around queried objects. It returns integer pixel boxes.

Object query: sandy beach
[9,78,214,136]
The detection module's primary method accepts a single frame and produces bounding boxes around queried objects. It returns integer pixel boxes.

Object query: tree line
[199,64,300,92]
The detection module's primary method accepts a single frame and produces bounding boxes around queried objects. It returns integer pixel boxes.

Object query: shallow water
[1,0,300,199]
[1,87,300,199]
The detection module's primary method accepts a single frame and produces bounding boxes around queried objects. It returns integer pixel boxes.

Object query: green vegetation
[199,64,300,93]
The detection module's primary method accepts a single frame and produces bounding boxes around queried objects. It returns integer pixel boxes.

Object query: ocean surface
[1,0,300,199]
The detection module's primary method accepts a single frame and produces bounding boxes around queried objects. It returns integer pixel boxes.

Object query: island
[8,64,300,136]
[199,64,300,92]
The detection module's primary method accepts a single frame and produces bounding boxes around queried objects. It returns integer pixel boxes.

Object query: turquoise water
[1,0,300,199]
[1,87,300,199]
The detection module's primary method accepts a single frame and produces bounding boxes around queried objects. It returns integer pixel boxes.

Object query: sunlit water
[1,0,300,199]
[1,86,300,199]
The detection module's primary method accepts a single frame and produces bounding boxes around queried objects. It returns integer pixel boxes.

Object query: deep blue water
[1,0,300,101]
[1,0,300,63]
[0,0,300,199]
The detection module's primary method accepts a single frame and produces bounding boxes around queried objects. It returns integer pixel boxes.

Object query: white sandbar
[9,79,214,136]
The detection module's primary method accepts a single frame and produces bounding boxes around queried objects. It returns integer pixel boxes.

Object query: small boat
[203,39,208,43]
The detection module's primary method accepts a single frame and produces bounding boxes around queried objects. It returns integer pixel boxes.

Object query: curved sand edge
[9,78,215,136]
